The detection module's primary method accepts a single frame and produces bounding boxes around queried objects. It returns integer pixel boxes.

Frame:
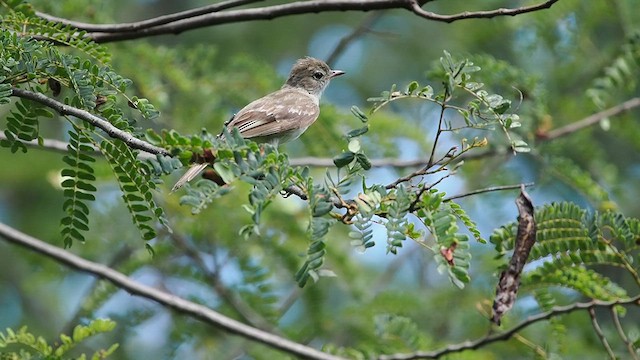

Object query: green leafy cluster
[60,125,96,246]
[369,51,529,153]
[491,202,639,301]
[384,185,410,254]
[1,4,165,246]
[587,30,640,109]
[295,183,337,287]
[1,98,51,153]
[0,4,110,64]
[416,189,472,288]
[545,156,613,210]
[0,319,118,360]
[235,256,280,321]
[100,139,168,242]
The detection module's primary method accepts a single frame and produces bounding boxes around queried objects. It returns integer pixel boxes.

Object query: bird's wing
[227,89,319,139]
[171,163,209,191]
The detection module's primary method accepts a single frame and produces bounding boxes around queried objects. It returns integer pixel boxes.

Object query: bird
[172,57,345,191]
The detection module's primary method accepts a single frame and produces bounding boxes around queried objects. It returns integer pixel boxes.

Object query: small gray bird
[172,57,344,191]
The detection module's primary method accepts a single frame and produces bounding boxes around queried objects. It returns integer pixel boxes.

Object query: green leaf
[347,125,369,139]
[356,153,372,170]
[350,105,368,122]
[407,81,419,94]
[213,162,237,183]
[333,151,355,168]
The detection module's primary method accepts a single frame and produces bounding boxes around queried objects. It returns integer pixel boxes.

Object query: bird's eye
[312,71,324,80]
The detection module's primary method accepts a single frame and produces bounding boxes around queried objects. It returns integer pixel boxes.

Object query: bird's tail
[171,163,210,192]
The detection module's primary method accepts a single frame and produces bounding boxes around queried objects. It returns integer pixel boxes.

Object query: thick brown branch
[34,0,561,43]
[0,222,345,360]
[10,88,169,156]
[377,295,640,360]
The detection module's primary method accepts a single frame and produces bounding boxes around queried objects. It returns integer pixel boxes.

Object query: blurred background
[1,0,639,358]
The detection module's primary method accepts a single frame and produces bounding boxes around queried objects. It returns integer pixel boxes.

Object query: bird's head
[284,57,344,97]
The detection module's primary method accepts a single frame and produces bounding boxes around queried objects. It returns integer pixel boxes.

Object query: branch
[289,156,418,168]
[35,0,262,33]
[589,308,616,360]
[10,88,169,156]
[0,134,502,168]
[169,231,277,332]
[540,97,640,140]
[34,0,561,43]
[325,12,384,66]
[0,222,345,360]
[0,134,159,161]
[610,307,639,360]
[378,295,640,360]
[408,0,560,23]
[59,244,135,336]
[443,183,534,201]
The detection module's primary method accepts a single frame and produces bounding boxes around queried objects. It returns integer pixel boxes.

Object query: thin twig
[427,85,449,169]
[443,183,534,201]
[588,308,616,360]
[0,222,345,360]
[610,307,639,360]
[10,88,169,156]
[407,173,452,211]
[541,97,640,140]
[169,231,276,332]
[377,295,640,360]
[325,12,384,66]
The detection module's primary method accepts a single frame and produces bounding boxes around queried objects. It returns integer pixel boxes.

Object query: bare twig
[541,97,640,140]
[588,308,616,360]
[325,12,384,66]
[408,0,560,23]
[427,88,450,169]
[443,183,534,201]
[33,0,561,43]
[377,295,640,360]
[610,307,639,360]
[10,88,169,156]
[0,222,345,360]
[169,232,276,332]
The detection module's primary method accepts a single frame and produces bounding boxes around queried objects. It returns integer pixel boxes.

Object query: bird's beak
[330,70,345,78]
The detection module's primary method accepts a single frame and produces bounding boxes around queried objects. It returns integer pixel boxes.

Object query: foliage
[491,202,639,302]
[145,51,517,289]
[587,30,640,109]
[0,319,118,360]
[0,1,165,246]
[1,0,640,359]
